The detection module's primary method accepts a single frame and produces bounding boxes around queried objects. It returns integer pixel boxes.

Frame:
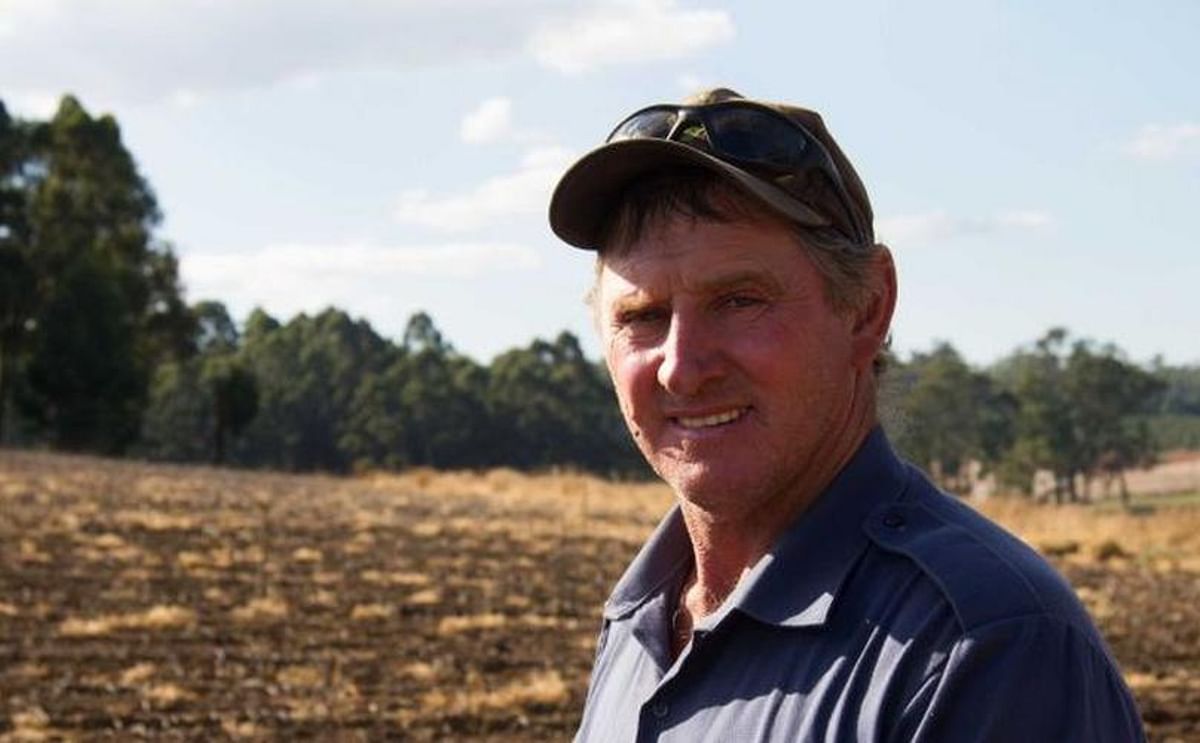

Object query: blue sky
[2,0,1196,366]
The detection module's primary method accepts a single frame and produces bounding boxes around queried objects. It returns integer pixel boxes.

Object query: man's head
[549,90,896,511]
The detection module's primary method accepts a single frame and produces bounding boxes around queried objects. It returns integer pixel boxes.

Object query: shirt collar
[603,427,910,627]
[603,500,692,620]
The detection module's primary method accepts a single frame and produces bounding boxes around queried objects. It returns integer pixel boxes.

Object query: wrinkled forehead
[595,215,809,303]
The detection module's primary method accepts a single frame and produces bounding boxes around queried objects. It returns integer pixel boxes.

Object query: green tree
[1064,341,1163,502]
[140,359,210,462]
[139,301,258,464]
[0,101,35,442]
[888,342,1015,492]
[204,355,258,464]
[1152,360,1200,415]
[339,312,496,470]
[487,331,641,473]
[193,299,240,353]
[1145,361,1200,449]
[992,329,1164,501]
[234,308,392,471]
[992,329,1083,500]
[4,95,191,452]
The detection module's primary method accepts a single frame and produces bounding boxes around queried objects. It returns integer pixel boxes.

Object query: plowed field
[1,451,1197,741]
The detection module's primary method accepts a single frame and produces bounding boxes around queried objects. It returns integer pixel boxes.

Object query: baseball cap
[548,88,875,250]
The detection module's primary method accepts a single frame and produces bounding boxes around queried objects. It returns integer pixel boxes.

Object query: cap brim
[548,138,832,250]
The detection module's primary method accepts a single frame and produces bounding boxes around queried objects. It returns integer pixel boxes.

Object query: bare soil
[0,451,1196,741]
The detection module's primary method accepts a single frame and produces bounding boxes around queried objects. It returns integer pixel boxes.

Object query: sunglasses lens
[604,102,866,244]
[705,108,810,169]
[609,109,678,142]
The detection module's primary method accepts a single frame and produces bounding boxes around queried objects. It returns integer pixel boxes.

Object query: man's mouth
[673,407,750,430]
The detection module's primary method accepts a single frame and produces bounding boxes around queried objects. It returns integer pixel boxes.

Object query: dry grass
[59,605,196,637]
[0,706,61,743]
[976,496,1200,571]
[437,612,508,634]
[349,603,394,621]
[230,596,289,623]
[369,467,673,542]
[118,663,157,686]
[398,661,440,683]
[276,665,325,689]
[141,683,195,708]
[2,449,1197,741]
[420,669,570,714]
[290,546,323,564]
[406,588,442,606]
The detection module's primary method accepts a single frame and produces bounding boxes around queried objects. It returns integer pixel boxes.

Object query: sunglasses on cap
[606,101,870,245]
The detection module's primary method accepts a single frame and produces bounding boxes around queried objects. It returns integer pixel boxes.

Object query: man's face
[597,214,877,515]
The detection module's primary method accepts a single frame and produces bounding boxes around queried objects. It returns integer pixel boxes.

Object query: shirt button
[652,701,669,719]
[882,511,906,529]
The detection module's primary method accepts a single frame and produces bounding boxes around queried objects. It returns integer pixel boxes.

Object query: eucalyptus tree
[2,95,191,452]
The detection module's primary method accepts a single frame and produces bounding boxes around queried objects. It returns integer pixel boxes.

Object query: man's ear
[850,246,897,370]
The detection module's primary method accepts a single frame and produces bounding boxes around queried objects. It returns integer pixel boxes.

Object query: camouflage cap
[548,88,875,250]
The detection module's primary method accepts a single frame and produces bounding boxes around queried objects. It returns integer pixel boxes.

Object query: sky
[1,0,1197,367]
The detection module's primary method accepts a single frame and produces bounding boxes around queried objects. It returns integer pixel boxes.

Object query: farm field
[1,450,1198,742]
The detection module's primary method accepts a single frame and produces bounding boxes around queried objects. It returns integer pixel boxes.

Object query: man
[548,89,1145,742]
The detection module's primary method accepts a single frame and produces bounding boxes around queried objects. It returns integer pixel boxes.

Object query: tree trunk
[0,338,7,444]
[212,392,226,465]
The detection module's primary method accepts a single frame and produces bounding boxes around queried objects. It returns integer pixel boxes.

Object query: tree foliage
[139,300,258,464]
[980,330,1162,500]
[888,343,1015,491]
[487,331,639,473]
[1,93,1192,488]
[0,95,191,451]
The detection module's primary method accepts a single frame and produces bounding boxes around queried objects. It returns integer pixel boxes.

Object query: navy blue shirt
[575,429,1145,742]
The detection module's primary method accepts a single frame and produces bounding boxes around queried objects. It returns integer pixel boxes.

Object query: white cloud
[0,0,565,106]
[2,1,733,107]
[168,89,204,110]
[461,97,514,144]
[187,241,540,281]
[394,145,575,232]
[182,241,541,318]
[995,210,1054,230]
[1126,123,1200,161]
[528,0,735,75]
[877,209,1054,245]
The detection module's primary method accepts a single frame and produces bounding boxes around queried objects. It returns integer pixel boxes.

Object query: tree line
[0,96,641,474]
[3,96,1198,494]
[138,305,643,475]
[884,332,1199,502]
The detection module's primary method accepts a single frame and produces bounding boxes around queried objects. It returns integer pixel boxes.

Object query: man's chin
[657,461,768,513]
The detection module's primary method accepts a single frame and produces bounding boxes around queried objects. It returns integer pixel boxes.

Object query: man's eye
[719,294,763,310]
[617,308,667,326]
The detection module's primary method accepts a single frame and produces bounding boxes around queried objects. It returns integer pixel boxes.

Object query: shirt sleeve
[901,614,1146,743]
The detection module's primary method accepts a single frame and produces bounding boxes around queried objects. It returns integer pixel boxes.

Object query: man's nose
[656,313,722,397]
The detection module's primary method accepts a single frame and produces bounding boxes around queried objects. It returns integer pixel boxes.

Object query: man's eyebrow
[605,266,784,314]
[608,290,661,314]
[691,268,782,295]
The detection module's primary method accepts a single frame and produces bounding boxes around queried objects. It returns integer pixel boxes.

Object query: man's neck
[677,405,877,623]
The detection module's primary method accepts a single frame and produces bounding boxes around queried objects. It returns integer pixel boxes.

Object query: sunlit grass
[2,448,1196,739]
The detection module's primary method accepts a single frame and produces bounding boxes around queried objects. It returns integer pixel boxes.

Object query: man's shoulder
[862,465,1095,637]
